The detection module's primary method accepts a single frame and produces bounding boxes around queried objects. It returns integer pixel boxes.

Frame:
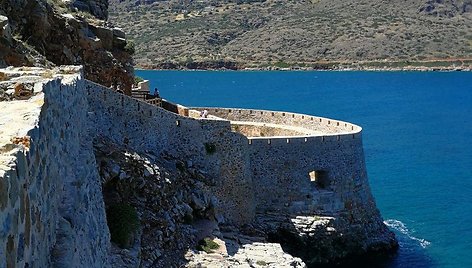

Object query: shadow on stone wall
[94,137,222,267]
[94,137,307,267]
[92,136,403,267]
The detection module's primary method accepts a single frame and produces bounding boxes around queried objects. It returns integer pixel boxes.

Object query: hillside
[108,0,472,69]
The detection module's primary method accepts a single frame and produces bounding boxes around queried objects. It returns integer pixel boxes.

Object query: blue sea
[137,70,472,268]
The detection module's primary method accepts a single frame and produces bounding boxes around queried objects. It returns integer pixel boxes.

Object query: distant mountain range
[109,0,472,69]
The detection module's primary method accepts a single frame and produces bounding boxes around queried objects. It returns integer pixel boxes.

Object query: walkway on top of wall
[139,96,362,139]
[189,107,362,138]
[230,120,322,136]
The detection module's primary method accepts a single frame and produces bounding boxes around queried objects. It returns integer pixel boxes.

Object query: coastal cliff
[0,0,134,94]
[0,67,397,267]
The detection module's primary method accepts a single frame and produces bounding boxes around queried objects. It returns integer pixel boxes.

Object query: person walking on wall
[153,87,160,98]
[200,109,209,118]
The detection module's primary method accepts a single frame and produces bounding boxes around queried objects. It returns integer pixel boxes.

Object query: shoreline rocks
[137,60,472,72]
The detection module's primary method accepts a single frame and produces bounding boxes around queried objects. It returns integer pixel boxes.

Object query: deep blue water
[137,70,472,268]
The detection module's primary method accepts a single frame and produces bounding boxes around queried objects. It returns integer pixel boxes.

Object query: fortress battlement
[190,107,361,136]
[188,107,362,142]
[0,67,396,267]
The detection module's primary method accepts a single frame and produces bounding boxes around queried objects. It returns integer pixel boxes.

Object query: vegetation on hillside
[108,0,472,69]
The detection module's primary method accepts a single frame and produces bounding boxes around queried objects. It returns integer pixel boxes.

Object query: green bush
[204,143,216,155]
[134,76,144,86]
[197,237,219,253]
[256,260,268,266]
[273,61,291,68]
[106,203,139,248]
[124,40,136,54]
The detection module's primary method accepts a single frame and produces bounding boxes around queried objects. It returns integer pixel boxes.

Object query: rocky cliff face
[0,0,134,94]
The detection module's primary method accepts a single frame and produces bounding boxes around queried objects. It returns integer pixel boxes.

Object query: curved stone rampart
[186,108,367,215]
[169,107,372,221]
[190,107,362,136]
[0,67,395,267]
[185,107,394,260]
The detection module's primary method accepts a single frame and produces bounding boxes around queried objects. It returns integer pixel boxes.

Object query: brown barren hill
[108,0,472,70]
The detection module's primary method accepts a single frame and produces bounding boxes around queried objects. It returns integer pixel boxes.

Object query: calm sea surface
[137,70,472,268]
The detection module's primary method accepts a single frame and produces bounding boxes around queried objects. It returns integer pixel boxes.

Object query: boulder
[92,26,113,50]
[113,28,126,39]
[71,0,109,20]
[0,15,11,41]
[113,36,127,49]
[72,0,90,13]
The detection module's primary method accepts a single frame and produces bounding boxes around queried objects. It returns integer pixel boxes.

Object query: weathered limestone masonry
[0,66,396,267]
[0,67,109,268]
[87,78,396,258]
[193,107,366,213]
[191,108,396,260]
[86,81,256,225]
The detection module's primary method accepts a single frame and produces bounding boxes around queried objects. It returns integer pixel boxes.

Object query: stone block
[112,28,126,39]
[0,177,8,210]
[8,171,18,206]
[1,214,12,239]
[24,198,30,247]
[6,235,16,268]
[0,15,11,41]
[92,26,113,50]
[17,233,24,262]
[113,37,127,49]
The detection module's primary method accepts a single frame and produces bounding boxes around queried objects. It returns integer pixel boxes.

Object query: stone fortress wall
[188,107,375,221]
[194,107,361,135]
[0,67,392,267]
[86,80,256,225]
[0,69,110,268]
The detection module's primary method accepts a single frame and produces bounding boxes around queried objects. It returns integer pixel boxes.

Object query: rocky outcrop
[257,213,397,266]
[0,0,134,94]
[72,0,109,20]
[419,0,472,17]
[94,137,308,267]
[186,240,306,268]
[94,138,217,267]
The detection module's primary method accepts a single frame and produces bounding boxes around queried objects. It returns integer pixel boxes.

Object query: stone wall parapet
[189,107,362,137]
[0,70,109,268]
[85,80,254,225]
[0,67,390,267]
[246,132,361,146]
